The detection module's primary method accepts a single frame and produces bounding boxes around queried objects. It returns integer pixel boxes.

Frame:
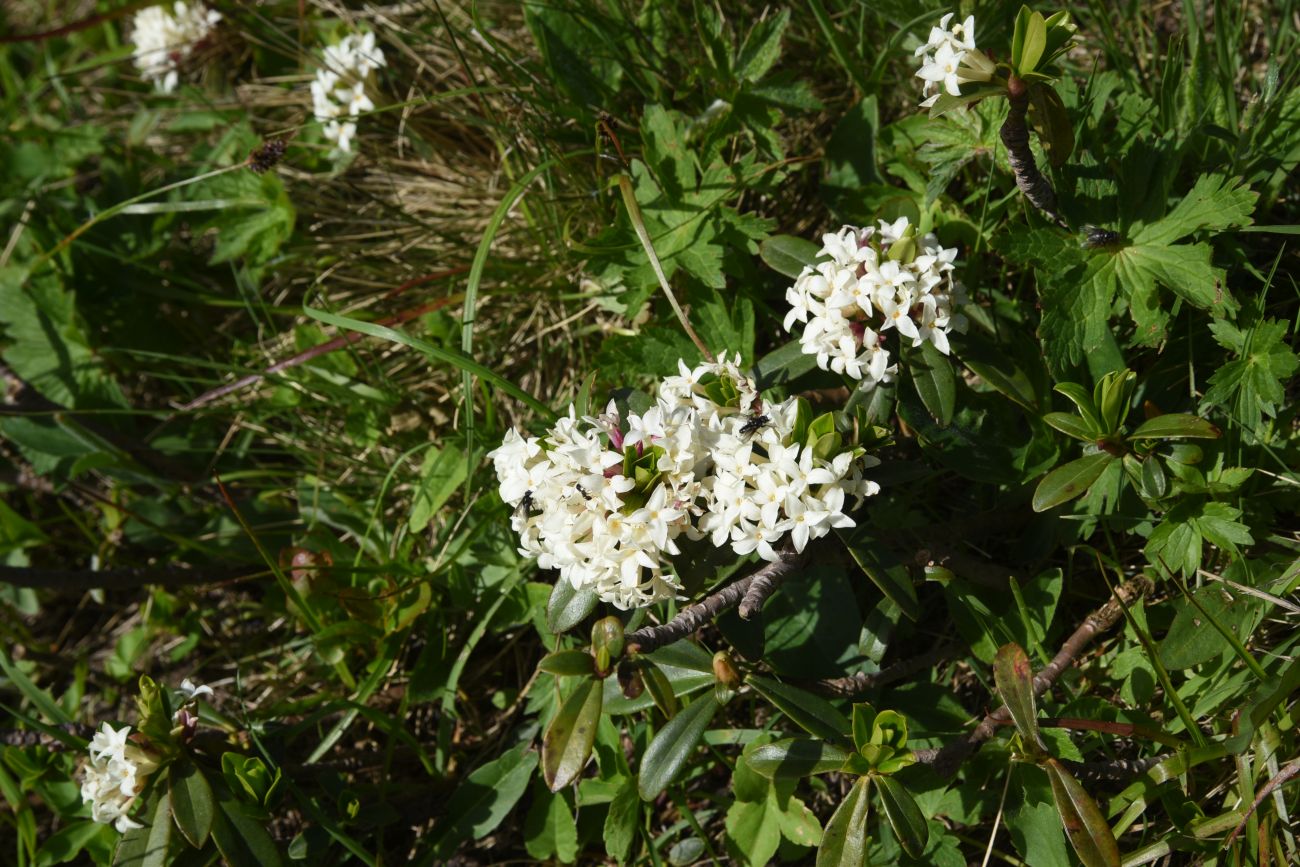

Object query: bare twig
[1001,77,1068,229]
[806,644,955,698]
[1064,754,1171,783]
[0,563,262,593]
[913,575,1154,777]
[626,550,808,655]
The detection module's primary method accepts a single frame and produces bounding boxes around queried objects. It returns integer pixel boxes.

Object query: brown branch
[626,550,808,655]
[0,563,262,593]
[913,575,1153,777]
[806,644,955,698]
[1063,754,1170,783]
[1001,77,1068,229]
[738,546,798,619]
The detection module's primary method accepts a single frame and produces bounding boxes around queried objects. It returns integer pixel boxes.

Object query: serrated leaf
[1043,758,1122,867]
[1129,413,1220,441]
[1032,453,1114,512]
[815,776,870,867]
[547,580,599,634]
[1145,500,1253,578]
[170,760,214,848]
[1202,317,1299,434]
[747,738,851,779]
[736,9,789,82]
[747,675,851,741]
[874,775,928,859]
[542,678,603,791]
[638,692,720,800]
[1133,174,1257,246]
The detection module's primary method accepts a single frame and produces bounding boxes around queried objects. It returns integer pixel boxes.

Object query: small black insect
[739,413,770,437]
[1081,226,1123,249]
[575,484,592,501]
[517,490,537,514]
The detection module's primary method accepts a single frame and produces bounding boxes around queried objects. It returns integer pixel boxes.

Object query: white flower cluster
[783,218,967,386]
[79,680,212,833]
[130,2,222,93]
[80,723,159,832]
[312,32,386,155]
[914,12,995,108]
[489,355,878,609]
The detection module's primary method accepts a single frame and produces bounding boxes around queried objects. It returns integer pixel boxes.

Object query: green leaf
[1052,383,1102,431]
[1145,501,1253,578]
[112,790,171,867]
[874,775,928,859]
[538,649,597,678]
[542,678,603,791]
[751,339,819,390]
[1132,174,1257,246]
[1129,413,1220,441]
[736,9,789,82]
[759,235,820,279]
[1032,453,1114,512]
[1043,759,1122,867]
[523,1,623,111]
[747,738,851,779]
[604,778,640,863]
[428,744,538,858]
[907,341,956,427]
[170,760,215,848]
[0,268,126,409]
[1202,317,1299,433]
[1159,584,1266,669]
[547,580,599,634]
[837,528,920,621]
[638,692,720,800]
[1043,412,1097,441]
[725,789,785,866]
[1018,11,1048,74]
[212,780,284,867]
[815,776,870,867]
[408,447,469,533]
[747,676,851,741]
[1028,84,1073,166]
[523,782,579,863]
[993,643,1041,749]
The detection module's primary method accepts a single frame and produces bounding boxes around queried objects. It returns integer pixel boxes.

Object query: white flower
[494,359,878,608]
[913,11,995,108]
[783,217,965,380]
[311,31,386,155]
[81,723,158,834]
[130,2,222,93]
[178,679,214,702]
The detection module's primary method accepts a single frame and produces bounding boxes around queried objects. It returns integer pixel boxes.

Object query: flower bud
[591,616,625,676]
[712,651,741,690]
[886,225,918,264]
